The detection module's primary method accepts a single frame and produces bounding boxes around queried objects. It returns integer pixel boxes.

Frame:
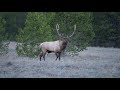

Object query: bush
[16,12,55,57]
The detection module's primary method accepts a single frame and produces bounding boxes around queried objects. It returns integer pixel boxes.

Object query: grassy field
[0,42,120,78]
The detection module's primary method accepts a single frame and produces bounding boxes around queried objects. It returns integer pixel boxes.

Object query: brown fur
[39,38,68,61]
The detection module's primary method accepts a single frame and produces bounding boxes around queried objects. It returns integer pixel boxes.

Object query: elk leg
[58,52,61,60]
[55,52,59,60]
[43,52,46,61]
[39,52,43,61]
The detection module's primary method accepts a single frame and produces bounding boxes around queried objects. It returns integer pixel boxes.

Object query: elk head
[56,24,76,51]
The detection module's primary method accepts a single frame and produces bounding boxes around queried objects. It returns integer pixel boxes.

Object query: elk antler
[68,24,76,38]
[56,24,61,37]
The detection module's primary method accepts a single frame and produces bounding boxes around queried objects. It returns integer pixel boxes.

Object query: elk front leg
[55,52,59,60]
[43,52,46,61]
[58,52,61,60]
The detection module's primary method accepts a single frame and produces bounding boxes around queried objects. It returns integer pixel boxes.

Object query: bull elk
[39,24,76,61]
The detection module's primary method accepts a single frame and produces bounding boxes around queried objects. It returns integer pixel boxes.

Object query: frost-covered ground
[0,42,120,78]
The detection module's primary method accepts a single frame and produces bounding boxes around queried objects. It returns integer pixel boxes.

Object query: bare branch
[69,24,76,38]
[56,24,61,37]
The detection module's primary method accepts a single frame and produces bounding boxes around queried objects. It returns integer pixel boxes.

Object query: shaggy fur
[39,38,68,61]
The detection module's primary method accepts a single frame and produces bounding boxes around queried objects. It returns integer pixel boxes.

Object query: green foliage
[1,12,120,57]
[0,12,27,41]
[51,12,95,54]
[92,12,120,48]
[0,16,9,55]
[16,12,55,57]
[16,12,95,57]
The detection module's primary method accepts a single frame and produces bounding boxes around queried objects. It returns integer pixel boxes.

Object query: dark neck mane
[60,40,68,51]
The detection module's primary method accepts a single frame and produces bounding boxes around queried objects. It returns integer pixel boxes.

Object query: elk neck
[59,38,68,51]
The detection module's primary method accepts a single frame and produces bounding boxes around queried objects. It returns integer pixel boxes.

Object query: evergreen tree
[16,12,55,57]
[0,16,9,55]
[107,12,120,48]
[51,12,95,54]
[16,12,95,57]
[92,12,120,48]
[0,12,27,41]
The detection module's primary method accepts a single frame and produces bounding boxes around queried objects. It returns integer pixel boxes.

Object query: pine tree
[0,12,27,41]
[92,12,120,48]
[16,12,55,57]
[51,12,95,55]
[0,16,9,55]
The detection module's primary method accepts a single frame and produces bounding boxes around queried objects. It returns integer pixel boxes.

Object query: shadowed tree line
[92,12,120,48]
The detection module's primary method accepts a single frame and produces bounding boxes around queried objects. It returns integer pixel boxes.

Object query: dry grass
[0,42,120,78]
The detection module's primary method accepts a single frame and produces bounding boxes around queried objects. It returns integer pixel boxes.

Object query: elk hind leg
[39,52,43,61]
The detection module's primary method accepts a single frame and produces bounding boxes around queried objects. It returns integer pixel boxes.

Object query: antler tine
[69,24,76,38]
[56,24,61,37]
